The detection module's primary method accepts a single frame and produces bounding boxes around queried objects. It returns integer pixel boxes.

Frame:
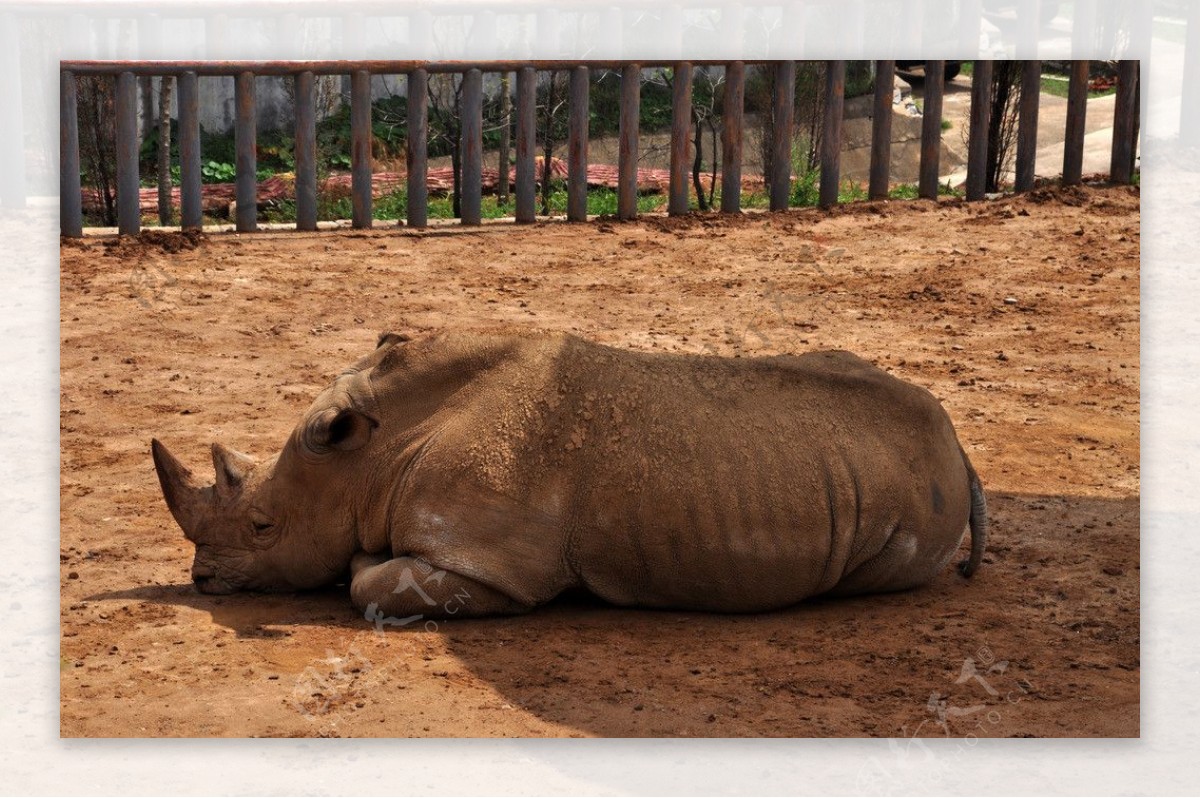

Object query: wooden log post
[668,61,693,215]
[178,71,203,230]
[868,60,895,201]
[515,66,536,223]
[115,71,140,236]
[720,60,745,213]
[1015,60,1041,192]
[965,59,994,200]
[618,63,641,221]
[461,68,483,226]
[918,60,945,200]
[819,60,845,209]
[406,68,428,228]
[234,71,257,232]
[293,71,317,231]
[1062,59,1089,186]
[60,70,83,237]
[351,69,373,228]
[769,60,796,211]
[567,65,589,222]
[1110,59,1139,184]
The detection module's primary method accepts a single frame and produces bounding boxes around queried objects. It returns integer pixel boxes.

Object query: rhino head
[150,349,391,595]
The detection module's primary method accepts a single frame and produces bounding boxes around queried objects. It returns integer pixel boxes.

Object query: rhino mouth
[194,576,238,595]
[192,564,239,595]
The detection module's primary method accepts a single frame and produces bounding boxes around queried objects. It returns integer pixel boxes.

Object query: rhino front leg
[349,553,530,621]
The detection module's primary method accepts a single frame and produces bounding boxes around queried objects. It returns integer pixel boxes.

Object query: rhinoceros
[152,330,986,619]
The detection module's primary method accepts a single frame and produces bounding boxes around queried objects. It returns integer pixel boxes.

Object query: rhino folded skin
[152,330,985,615]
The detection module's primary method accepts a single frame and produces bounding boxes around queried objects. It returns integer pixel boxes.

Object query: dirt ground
[59,184,1139,738]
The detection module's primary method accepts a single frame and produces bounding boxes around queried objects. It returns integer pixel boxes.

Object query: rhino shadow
[85,582,363,639]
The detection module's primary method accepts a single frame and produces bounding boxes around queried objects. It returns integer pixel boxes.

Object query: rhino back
[393,335,971,612]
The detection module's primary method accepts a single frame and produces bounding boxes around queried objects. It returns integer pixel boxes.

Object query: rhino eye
[248,509,275,536]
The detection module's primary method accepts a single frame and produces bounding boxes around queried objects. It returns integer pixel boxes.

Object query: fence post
[618,63,641,221]
[516,66,536,223]
[294,71,317,231]
[567,66,589,222]
[351,70,373,228]
[1062,59,1089,186]
[918,60,945,200]
[115,71,140,236]
[819,60,845,209]
[178,71,203,230]
[1015,60,1041,192]
[1110,60,1138,184]
[669,61,693,216]
[869,60,895,201]
[235,71,257,232]
[461,68,483,226]
[406,68,428,228]
[60,70,83,237]
[721,60,745,213]
[965,59,994,200]
[770,60,795,211]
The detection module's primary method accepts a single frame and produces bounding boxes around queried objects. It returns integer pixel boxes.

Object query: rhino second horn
[151,439,210,541]
[212,443,255,499]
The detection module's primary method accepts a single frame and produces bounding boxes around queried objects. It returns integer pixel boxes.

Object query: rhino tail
[957,449,987,578]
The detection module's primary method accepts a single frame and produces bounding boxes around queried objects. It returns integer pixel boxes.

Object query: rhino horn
[211,443,255,500]
[151,439,210,541]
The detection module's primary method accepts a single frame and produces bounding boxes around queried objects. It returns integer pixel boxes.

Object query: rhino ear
[308,407,377,453]
[212,443,255,499]
[376,331,411,349]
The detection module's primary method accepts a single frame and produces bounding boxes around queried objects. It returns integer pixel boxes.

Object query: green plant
[201,160,236,183]
[789,167,820,207]
[837,181,867,203]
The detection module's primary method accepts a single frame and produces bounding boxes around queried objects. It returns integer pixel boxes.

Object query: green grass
[102,176,971,228]
[262,187,666,224]
[1039,73,1117,99]
[961,60,1117,100]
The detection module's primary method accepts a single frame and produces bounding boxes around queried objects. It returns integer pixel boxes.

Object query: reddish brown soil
[60,184,1139,738]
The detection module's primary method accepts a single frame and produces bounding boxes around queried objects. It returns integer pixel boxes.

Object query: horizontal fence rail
[59,59,1140,238]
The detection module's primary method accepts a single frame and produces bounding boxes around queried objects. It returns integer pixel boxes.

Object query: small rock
[1003,296,1018,305]
[1102,565,1124,576]
[68,571,79,580]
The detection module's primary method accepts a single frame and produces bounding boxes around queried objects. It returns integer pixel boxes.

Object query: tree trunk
[540,72,559,216]
[157,76,174,225]
[498,72,511,205]
[691,112,707,211]
[708,118,719,208]
[986,62,1022,192]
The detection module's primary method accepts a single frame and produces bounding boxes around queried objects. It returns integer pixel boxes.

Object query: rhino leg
[349,554,530,620]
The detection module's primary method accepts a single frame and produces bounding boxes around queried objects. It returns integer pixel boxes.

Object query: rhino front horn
[151,439,210,541]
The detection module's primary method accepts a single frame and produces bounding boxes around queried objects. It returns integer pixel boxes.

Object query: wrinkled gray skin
[153,330,986,618]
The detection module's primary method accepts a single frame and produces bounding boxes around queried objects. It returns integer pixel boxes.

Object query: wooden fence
[58,59,1141,238]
